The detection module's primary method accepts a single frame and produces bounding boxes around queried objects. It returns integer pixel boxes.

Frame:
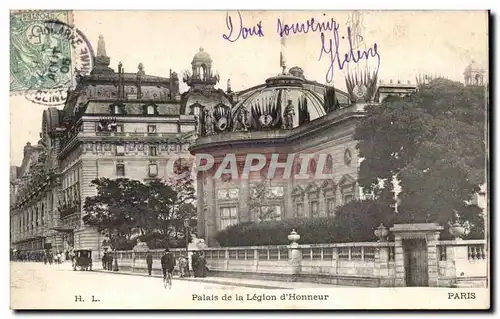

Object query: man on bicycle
[161,248,176,281]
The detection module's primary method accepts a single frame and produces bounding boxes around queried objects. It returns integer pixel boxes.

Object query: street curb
[94,270,292,290]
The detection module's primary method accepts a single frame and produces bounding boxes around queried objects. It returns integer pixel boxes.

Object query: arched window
[325,154,333,174]
[147,105,155,115]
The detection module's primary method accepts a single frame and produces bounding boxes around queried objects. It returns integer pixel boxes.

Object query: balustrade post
[332,247,338,275]
[375,246,390,286]
[225,249,229,271]
[449,244,469,287]
[132,251,136,272]
[288,230,302,279]
[253,248,258,272]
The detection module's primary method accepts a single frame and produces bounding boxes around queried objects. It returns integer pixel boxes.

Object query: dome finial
[97,35,107,57]
[200,47,204,52]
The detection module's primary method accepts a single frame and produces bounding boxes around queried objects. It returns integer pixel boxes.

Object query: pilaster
[239,178,250,223]
[394,237,405,287]
[426,232,440,287]
[205,173,217,246]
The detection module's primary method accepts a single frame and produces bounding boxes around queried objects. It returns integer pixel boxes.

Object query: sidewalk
[94,268,347,289]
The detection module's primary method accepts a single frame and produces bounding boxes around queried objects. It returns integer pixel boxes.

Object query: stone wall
[111,237,487,288]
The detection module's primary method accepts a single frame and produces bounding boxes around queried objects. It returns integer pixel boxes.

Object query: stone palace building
[10,37,487,252]
[10,36,197,256]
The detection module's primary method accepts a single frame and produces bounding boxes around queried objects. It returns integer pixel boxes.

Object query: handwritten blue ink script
[222,13,380,83]
[222,11,264,42]
[277,14,338,37]
[276,15,381,83]
[318,25,380,83]
[276,15,380,83]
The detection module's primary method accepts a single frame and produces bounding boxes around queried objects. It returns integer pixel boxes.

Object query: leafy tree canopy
[355,78,486,237]
[83,173,197,249]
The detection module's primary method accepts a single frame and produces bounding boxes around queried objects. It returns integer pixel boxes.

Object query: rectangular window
[149,146,158,156]
[220,206,238,230]
[148,164,158,177]
[326,198,336,216]
[147,124,157,133]
[116,164,125,177]
[114,105,121,114]
[310,200,319,218]
[116,145,125,156]
[116,124,124,133]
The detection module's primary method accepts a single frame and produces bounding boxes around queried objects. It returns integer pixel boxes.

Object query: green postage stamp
[10,10,93,105]
[10,11,74,93]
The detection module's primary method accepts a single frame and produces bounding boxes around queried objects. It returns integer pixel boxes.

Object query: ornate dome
[192,47,212,65]
[232,73,326,129]
[289,66,305,78]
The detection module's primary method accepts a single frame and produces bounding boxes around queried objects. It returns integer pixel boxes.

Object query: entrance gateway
[403,239,428,286]
[390,223,443,287]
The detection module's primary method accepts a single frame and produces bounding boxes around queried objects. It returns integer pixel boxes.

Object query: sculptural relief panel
[141,87,167,100]
[95,85,119,99]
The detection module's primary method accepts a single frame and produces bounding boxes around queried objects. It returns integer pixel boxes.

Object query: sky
[9,10,489,166]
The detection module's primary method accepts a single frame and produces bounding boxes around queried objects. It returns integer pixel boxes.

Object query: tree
[82,177,195,249]
[82,178,138,249]
[164,159,197,240]
[354,78,486,238]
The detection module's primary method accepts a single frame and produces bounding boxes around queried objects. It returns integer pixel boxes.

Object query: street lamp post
[184,218,191,277]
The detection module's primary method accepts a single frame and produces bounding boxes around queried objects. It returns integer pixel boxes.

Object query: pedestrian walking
[107,252,114,271]
[146,251,153,276]
[102,253,107,270]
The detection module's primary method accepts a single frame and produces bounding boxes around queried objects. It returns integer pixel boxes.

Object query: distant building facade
[10,36,196,257]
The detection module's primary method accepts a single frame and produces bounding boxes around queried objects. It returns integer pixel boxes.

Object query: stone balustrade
[110,237,487,288]
[436,239,488,287]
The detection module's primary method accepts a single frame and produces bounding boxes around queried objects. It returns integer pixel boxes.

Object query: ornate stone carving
[345,69,378,103]
[97,118,117,132]
[232,107,250,132]
[203,109,214,136]
[217,188,239,200]
[283,99,295,129]
[344,149,352,166]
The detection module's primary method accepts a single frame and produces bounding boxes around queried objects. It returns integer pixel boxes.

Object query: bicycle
[163,271,173,289]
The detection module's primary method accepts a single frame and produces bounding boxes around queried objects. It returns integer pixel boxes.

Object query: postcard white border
[2,1,497,317]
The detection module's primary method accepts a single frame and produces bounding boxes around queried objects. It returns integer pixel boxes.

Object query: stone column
[196,172,205,239]
[239,177,250,223]
[319,189,325,216]
[375,246,391,286]
[204,172,217,247]
[335,186,343,207]
[304,193,310,218]
[287,230,302,279]
[426,232,441,287]
[284,179,294,219]
[449,244,469,285]
[393,237,405,287]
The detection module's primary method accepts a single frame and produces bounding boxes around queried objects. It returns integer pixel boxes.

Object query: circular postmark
[11,14,95,106]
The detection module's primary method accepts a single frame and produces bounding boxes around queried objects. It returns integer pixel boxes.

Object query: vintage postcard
[9,10,490,310]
